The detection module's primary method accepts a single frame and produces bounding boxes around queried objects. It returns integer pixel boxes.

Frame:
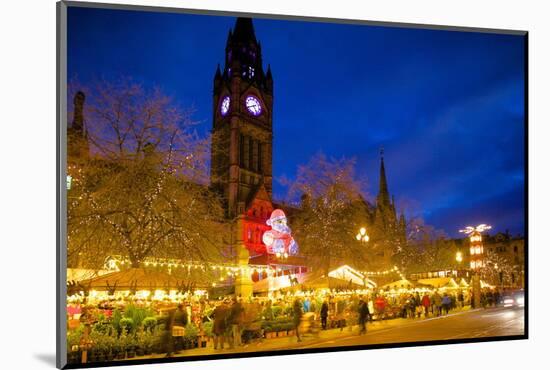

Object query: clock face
[245,96,262,116]
[220,96,230,116]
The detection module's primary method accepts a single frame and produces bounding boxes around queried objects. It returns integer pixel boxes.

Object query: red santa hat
[266,209,286,226]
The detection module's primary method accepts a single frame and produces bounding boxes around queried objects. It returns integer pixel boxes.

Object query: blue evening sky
[67,7,525,237]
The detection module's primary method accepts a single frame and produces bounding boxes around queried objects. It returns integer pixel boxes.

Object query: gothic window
[239,134,245,166]
[258,142,263,172]
[249,137,255,170]
[244,136,249,168]
[248,66,255,78]
[247,228,252,241]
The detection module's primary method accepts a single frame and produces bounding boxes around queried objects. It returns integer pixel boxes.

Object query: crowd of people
[69,286,509,358]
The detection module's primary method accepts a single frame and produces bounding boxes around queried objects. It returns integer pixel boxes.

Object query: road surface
[296,306,525,350]
[127,306,525,363]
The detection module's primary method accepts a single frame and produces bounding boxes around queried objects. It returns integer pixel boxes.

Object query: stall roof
[417,277,459,289]
[79,268,197,291]
[381,279,428,290]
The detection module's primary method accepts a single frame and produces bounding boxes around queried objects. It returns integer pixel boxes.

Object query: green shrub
[271,306,283,317]
[111,309,123,333]
[202,321,213,337]
[119,317,135,333]
[92,320,114,336]
[124,304,154,328]
[185,323,199,340]
[142,316,157,332]
[67,325,84,351]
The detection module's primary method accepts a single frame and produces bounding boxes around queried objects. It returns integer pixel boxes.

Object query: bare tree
[67,78,227,268]
[286,153,369,274]
[480,250,516,287]
[394,217,450,273]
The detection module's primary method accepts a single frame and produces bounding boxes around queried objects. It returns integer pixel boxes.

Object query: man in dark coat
[162,309,176,357]
[320,299,329,330]
[229,298,244,348]
[173,304,188,353]
[212,300,229,350]
[358,298,370,335]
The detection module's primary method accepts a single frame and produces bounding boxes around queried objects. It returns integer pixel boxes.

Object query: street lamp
[455,251,463,263]
[356,227,369,243]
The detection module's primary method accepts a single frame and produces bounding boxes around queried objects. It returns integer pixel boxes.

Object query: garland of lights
[106,255,292,276]
[360,266,406,280]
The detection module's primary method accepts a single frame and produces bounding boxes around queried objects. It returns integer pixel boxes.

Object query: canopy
[381,279,419,291]
[458,278,470,288]
[417,277,459,289]
[327,265,377,288]
[253,265,376,293]
[67,268,111,283]
[480,280,494,289]
[78,268,192,291]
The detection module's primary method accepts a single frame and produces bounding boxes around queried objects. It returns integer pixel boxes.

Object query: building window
[249,137,255,170]
[258,142,262,172]
[240,134,245,166]
[514,245,518,253]
[244,136,250,169]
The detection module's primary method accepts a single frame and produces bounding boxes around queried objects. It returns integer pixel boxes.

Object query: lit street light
[356,227,369,243]
[456,251,463,263]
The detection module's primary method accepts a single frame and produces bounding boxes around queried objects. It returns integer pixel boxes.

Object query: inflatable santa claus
[262,209,299,256]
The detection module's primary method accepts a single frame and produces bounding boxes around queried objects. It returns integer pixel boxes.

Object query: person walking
[433,291,442,316]
[441,293,451,315]
[374,294,387,320]
[162,308,176,357]
[320,299,329,330]
[229,298,244,349]
[421,293,431,317]
[292,298,303,342]
[457,290,464,309]
[358,298,370,335]
[172,303,188,353]
[212,300,229,350]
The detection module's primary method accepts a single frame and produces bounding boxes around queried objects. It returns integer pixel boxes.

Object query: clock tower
[211,18,275,296]
[211,17,274,220]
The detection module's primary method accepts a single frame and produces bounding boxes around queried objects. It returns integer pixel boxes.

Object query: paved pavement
[129,306,525,361]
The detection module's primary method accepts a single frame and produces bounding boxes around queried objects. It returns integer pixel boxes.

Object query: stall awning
[417,277,459,289]
[78,268,192,291]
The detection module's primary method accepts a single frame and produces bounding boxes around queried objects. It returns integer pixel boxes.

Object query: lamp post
[455,251,463,277]
[455,251,463,264]
[356,227,370,243]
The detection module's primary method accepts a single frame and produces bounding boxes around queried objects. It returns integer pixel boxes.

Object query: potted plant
[125,334,137,358]
[119,317,135,334]
[184,323,199,349]
[142,316,157,333]
[104,334,116,362]
[136,330,146,357]
[66,326,83,364]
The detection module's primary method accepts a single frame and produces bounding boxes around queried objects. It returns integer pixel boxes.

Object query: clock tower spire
[211,17,273,218]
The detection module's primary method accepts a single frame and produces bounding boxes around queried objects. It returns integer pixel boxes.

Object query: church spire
[232,17,256,43]
[377,147,391,207]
